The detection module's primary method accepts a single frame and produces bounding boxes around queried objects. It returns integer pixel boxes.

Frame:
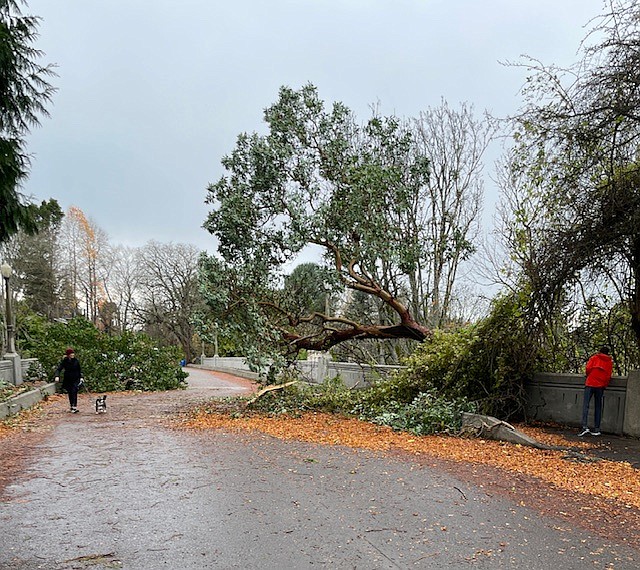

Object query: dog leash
[79,379,93,398]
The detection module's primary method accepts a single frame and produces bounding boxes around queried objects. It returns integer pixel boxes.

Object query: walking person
[55,348,84,413]
[578,345,613,436]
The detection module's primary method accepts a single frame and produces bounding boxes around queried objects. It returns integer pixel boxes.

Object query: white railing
[200,355,403,388]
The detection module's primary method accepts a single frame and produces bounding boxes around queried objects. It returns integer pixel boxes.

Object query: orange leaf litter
[180,410,640,510]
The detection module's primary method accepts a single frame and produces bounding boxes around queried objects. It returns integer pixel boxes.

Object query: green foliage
[0,1,56,242]
[369,289,543,420]
[25,359,46,380]
[357,390,476,436]
[9,200,71,320]
[26,316,187,392]
[201,83,432,361]
[281,263,333,318]
[247,373,474,435]
[14,304,49,356]
[464,291,541,417]
[354,328,478,411]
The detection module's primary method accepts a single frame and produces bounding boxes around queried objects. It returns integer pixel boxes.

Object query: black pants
[65,384,79,408]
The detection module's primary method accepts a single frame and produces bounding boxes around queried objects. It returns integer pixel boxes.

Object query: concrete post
[4,353,22,386]
[623,370,640,437]
[2,265,22,386]
[316,353,329,384]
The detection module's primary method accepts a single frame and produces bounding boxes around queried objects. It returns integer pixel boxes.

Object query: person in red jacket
[578,346,613,436]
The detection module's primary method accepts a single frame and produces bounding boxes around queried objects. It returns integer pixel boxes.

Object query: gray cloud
[24,0,603,251]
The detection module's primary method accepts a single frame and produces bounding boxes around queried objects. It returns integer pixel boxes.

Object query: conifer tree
[0,0,55,242]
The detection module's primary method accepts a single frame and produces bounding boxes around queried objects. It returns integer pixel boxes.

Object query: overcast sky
[23,0,605,253]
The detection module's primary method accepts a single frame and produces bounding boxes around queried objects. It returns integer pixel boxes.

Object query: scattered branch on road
[245,381,298,408]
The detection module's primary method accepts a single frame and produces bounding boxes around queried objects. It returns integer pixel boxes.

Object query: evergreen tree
[0,0,55,242]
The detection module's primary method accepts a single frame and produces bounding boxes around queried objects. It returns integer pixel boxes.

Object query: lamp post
[1,262,22,385]
[1,263,16,354]
[213,324,219,367]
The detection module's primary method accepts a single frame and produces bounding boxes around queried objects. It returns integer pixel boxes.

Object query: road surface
[0,367,637,569]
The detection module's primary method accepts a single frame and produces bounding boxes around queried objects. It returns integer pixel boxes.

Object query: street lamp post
[213,324,219,367]
[1,262,22,385]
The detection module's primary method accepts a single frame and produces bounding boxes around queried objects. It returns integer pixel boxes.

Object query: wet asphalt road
[0,367,638,569]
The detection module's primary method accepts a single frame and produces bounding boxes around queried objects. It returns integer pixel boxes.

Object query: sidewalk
[2,381,639,569]
[537,424,640,468]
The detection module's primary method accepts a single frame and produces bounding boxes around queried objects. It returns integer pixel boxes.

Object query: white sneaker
[71,407,79,413]
[591,430,601,436]
[577,428,590,437]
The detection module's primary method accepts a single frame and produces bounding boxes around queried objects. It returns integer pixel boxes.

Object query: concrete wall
[623,370,640,437]
[326,361,402,388]
[0,360,13,384]
[0,382,57,419]
[199,356,259,381]
[524,373,626,431]
[1,357,39,385]
[524,373,639,436]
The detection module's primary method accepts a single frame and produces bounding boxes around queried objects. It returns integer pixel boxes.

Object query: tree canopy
[201,84,489,364]
[499,0,640,358]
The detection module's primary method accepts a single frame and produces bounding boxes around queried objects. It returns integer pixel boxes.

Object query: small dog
[95,395,107,414]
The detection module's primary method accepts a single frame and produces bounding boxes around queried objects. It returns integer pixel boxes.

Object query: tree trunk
[632,238,640,349]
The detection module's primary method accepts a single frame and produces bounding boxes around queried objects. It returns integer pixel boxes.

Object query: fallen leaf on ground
[178,410,640,509]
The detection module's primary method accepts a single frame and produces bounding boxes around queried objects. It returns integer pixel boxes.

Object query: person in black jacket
[55,348,83,413]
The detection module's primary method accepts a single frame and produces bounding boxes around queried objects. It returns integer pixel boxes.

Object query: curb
[0,382,58,420]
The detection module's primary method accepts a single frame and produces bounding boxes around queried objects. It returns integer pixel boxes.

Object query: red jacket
[585,352,613,388]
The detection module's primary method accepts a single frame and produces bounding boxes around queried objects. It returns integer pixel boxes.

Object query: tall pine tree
[0,0,55,242]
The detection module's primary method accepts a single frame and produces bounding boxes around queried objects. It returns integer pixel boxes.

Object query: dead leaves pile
[0,406,41,437]
[179,410,640,510]
[0,395,63,438]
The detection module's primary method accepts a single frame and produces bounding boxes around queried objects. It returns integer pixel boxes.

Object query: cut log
[460,412,601,463]
[460,412,553,450]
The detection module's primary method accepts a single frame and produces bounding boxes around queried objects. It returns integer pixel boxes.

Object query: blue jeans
[581,386,604,430]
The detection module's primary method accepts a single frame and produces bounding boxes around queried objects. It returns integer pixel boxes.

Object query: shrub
[247,373,472,435]
[386,291,543,420]
[353,327,479,414]
[354,389,476,436]
[29,316,187,392]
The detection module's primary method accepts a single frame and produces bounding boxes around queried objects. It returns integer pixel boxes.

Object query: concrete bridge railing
[524,371,640,437]
[200,354,402,389]
[0,357,38,386]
